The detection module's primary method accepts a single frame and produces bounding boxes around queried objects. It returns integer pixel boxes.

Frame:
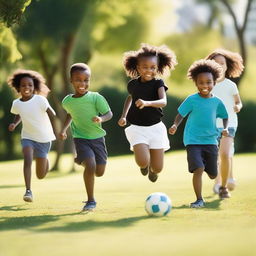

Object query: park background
[0,1,256,256]
[0,0,256,171]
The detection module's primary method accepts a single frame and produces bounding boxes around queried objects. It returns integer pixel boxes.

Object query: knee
[220,152,231,161]
[36,173,45,179]
[209,174,217,180]
[95,172,104,177]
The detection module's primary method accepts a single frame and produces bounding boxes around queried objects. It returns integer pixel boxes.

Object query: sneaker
[227,178,236,191]
[213,183,221,194]
[140,166,149,176]
[219,186,231,199]
[82,200,97,211]
[190,199,205,208]
[148,169,158,182]
[23,189,33,202]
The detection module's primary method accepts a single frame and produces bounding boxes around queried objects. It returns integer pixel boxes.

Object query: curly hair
[123,43,177,78]
[70,63,91,76]
[187,59,223,82]
[205,48,244,78]
[7,69,50,96]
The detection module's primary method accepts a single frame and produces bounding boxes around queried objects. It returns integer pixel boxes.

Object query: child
[169,59,229,208]
[205,49,244,198]
[118,43,177,182]
[60,63,112,211]
[8,69,56,202]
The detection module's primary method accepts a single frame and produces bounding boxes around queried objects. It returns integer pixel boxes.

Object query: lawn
[0,151,256,256]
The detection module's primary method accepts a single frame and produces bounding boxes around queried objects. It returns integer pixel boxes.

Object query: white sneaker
[190,199,205,208]
[213,183,221,194]
[227,178,236,191]
[23,189,33,202]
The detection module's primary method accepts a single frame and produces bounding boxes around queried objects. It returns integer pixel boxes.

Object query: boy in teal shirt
[60,63,113,211]
[169,59,228,208]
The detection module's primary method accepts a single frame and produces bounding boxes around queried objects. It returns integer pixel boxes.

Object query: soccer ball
[145,192,172,217]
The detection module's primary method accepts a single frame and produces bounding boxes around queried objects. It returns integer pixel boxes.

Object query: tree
[196,0,254,86]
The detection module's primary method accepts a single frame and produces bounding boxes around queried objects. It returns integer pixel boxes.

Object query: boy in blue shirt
[169,59,229,208]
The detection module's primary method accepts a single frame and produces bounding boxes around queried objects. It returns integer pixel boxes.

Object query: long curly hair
[205,48,244,78]
[123,43,177,78]
[187,59,223,83]
[7,69,50,97]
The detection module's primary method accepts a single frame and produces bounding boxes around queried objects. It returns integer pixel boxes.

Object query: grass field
[0,151,256,256]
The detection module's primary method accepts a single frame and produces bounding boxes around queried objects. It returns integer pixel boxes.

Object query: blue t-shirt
[178,93,228,146]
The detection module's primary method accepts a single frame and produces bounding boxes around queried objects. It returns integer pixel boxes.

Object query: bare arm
[8,115,21,132]
[59,113,72,140]
[233,94,243,113]
[222,118,229,136]
[118,95,132,127]
[135,87,167,109]
[92,110,113,123]
[168,113,184,135]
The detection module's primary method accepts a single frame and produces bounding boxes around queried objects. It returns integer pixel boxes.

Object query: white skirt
[124,121,170,151]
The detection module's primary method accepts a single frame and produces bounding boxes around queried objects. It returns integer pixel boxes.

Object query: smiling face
[70,70,91,97]
[19,77,35,100]
[195,72,215,98]
[136,56,158,82]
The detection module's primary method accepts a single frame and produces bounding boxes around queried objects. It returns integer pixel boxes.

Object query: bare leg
[35,158,49,179]
[150,149,164,174]
[95,164,106,177]
[82,158,96,202]
[133,144,150,169]
[219,137,233,188]
[22,147,33,190]
[192,168,204,200]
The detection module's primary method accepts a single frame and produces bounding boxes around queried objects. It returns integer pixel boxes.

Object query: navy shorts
[186,145,218,177]
[73,137,107,165]
[21,139,51,158]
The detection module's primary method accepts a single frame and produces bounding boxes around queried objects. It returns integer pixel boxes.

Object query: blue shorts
[218,127,237,140]
[186,145,218,177]
[21,139,51,158]
[73,137,107,165]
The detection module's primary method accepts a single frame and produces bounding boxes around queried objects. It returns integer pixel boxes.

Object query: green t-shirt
[62,91,111,139]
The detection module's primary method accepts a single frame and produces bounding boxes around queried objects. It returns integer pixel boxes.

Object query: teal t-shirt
[62,91,111,139]
[178,93,228,146]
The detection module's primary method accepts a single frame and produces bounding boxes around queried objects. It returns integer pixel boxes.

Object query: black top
[127,78,168,126]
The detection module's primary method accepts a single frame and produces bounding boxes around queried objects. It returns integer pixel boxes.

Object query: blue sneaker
[82,201,97,211]
[190,199,205,208]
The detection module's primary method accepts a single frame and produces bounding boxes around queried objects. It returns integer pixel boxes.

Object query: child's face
[137,56,158,82]
[212,55,227,77]
[19,77,35,99]
[195,72,215,98]
[71,70,90,96]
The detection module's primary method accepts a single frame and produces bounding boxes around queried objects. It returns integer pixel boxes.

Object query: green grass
[1,151,256,256]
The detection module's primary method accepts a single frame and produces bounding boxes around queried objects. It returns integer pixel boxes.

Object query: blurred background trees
[0,0,255,169]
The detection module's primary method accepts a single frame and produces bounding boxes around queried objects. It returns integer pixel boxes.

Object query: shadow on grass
[0,212,81,231]
[172,198,222,210]
[38,215,148,233]
[0,205,28,212]
[0,184,23,189]
[0,212,148,232]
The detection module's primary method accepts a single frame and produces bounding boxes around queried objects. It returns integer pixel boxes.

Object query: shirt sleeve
[10,100,18,115]
[155,79,168,91]
[41,96,56,115]
[231,82,239,96]
[178,96,192,117]
[96,93,111,115]
[217,100,228,119]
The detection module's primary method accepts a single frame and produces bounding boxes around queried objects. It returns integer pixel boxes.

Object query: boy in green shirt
[60,63,113,211]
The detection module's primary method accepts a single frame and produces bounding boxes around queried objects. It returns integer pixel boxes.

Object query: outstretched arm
[135,87,167,109]
[169,113,184,135]
[59,113,72,140]
[8,115,21,132]
[118,95,132,127]
[92,110,113,123]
